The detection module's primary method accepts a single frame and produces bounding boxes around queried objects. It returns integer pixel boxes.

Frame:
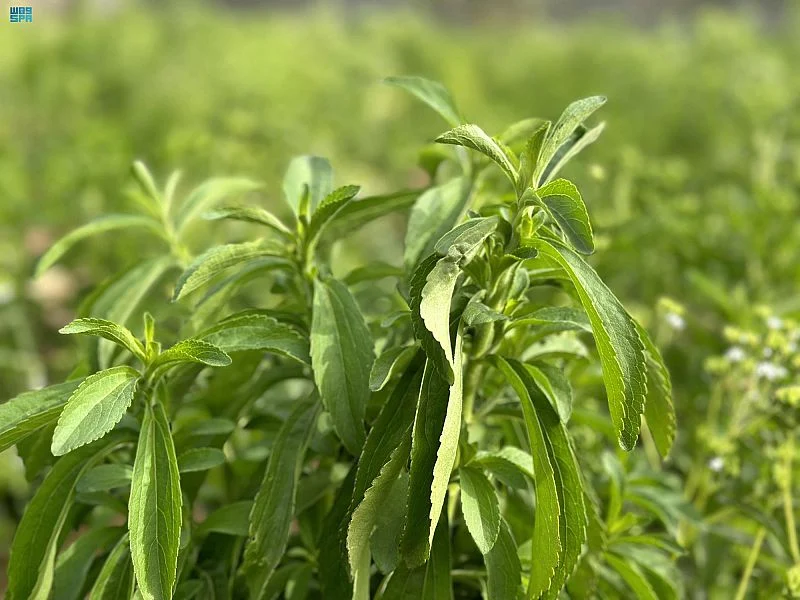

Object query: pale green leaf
[509,306,591,336]
[283,155,333,216]
[635,322,676,458]
[369,345,418,391]
[534,179,594,254]
[36,215,165,277]
[88,534,134,600]
[324,190,420,241]
[384,76,462,127]
[462,299,507,327]
[196,501,253,537]
[243,396,320,600]
[129,402,182,600]
[132,161,161,204]
[151,339,231,371]
[203,205,293,236]
[6,431,131,600]
[198,311,310,364]
[370,471,409,574]
[538,96,606,177]
[436,124,517,185]
[540,122,605,185]
[533,239,647,450]
[54,527,123,600]
[177,447,225,473]
[174,177,263,233]
[52,366,140,456]
[0,379,83,452]
[173,240,288,301]
[311,278,375,455]
[60,318,146,362]
[348,437,411,600]
[343,262,405,286]
[404,177,472,271]
[77,464,133,493]
[459,465,500,554]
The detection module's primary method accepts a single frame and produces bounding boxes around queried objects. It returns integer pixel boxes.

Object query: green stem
[462,360,485,424]
[734,527,765,600]
[783,434,800,564]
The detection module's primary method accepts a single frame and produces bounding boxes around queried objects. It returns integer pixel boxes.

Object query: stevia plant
[0,77,677,599]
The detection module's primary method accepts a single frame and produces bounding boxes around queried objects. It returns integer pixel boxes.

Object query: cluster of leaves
[0,78,678,599]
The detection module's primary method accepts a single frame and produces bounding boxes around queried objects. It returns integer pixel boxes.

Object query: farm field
[0,3,799,598]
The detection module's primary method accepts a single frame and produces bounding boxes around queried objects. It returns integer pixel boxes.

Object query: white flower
[665,312,686,331]
[725,346,746,362]
[767,316,784,330]
[755,361,788,381]
[708,457,725,472]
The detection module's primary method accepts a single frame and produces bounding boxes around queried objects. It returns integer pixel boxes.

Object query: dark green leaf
[151,339,231,371]
[305,184,361,245]
[369,345,418,392]
[77,464,133,493]
[54,527,123,600]
[60,318,147,362]
[459,466,500,554]
[88,534,134,600]
[635,322,676,458]
[177,447,226,473]
[534,179,594,254]
[199,312,310,364]
[485,520,524,600]
[197,501,253,537]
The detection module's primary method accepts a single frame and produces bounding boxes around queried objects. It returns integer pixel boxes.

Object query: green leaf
[533,239,647,450]
[54,527,124,600]
[196,501,253,537]
[384,76,462,127]
[604,553,659,600]
[462,299,507,327]
[77,464,133,493]
[635,322,676,458]
[202,204,293,236]
[198,311,310,364]
[132,161,161,204]
[36,215,165,277]
[349,437,411,600]
[151,339,231,371]
[51,366,140,456]
[305,184,361,245]
[518,121,551,192]
[495,357,587,599]
[6,431,131,600]
[129,401,182,600]
[344,262,405,286]
[493,357,560,597]
[409,255,453,383]
[60,318,147,362]
[243,396,320,599]
[402,335,463,567]
[311,278,375,456]
[540,122,605,185]
[419,219,497,374]
[524,363,573,423]
[509,306,591,336]
[88,534,134,600]
[173,177,263,233]
[283,155,333,216]
[177,447,226,473]
[0,379,83,452]
[436,124,517,185]
[173,240,288,301]
[371,471,409,574]
[538,96,606,177]
[472,447,535,489]
[318,467,357,599]
[459,465,500,554]
[323,190,420,241]
[533,179,594,254]
[404,177,472,271]
[369,345,418,392]
[485,520,524,600]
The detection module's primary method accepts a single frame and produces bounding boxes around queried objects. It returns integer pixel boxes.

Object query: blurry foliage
[0,3,799,597]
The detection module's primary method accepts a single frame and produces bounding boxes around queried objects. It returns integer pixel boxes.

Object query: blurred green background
[1,0,799,595]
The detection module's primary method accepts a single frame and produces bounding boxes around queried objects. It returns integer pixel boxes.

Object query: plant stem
[734,527,765,600]
[462,360,485,424]
[783,434,800,564]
